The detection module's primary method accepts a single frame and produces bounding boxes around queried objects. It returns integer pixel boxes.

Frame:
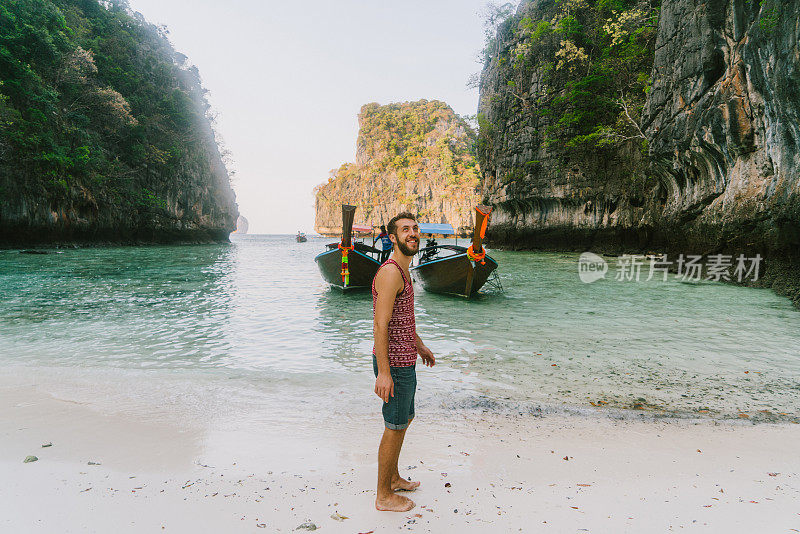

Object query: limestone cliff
[642,0,799,297]
[314,100,480,235]
[0,0,237,246]
[478,0,799,303]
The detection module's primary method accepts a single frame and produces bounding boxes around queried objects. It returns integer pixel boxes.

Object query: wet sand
[2,377,799,533]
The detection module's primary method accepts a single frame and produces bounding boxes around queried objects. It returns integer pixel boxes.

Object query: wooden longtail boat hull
[314,248,381,290]
[412,204,498,297]
[411,252,498,297]
[314,203,380,290]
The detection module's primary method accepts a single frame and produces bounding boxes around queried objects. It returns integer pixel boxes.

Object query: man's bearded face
[392,219,419,257]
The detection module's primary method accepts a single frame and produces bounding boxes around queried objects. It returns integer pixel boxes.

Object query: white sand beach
[2,370,799,534]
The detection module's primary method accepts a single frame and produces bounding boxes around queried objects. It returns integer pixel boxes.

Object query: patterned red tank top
[372,259,417,367]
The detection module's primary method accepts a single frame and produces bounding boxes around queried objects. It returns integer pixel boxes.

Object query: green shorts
[373,356,416,430]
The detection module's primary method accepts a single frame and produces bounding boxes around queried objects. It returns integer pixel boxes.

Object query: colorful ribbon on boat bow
[467,244,486,265]
[467,206,491,265]
[338,242,354,286]
[476,206,490,239]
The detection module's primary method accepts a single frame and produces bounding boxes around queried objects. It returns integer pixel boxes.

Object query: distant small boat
[411,205,499,298]
[296,232,307,243]
[314,205,381,290]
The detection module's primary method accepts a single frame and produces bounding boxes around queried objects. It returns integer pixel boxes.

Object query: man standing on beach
[372,212,435,512]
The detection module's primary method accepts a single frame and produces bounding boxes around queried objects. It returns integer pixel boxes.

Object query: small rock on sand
[295,521,317,531]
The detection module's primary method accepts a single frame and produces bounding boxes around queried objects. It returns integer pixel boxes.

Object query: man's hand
[375,373,394,403]
[418,344,435,367]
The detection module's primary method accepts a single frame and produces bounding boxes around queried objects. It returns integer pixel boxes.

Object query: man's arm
[373,267,403,402]
[415,333,435,367]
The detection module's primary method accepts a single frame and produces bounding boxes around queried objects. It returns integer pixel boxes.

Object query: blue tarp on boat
[418,223,455,235]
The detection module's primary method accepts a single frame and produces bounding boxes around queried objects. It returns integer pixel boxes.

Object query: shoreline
[3,373,799,533]
[3,360,797,427]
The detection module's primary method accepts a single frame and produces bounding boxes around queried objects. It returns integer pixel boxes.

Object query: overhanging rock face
[642,0,800,255]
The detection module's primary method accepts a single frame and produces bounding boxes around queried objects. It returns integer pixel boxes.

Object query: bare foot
[375,493,415,512]
[391,476,421,492]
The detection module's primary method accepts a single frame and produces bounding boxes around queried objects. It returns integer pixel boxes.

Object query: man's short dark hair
[387,212,416,236]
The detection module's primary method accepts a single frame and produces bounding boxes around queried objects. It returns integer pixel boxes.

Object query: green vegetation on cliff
[331,100,478,190]
[315,100,480,233]
[0,0,236,242]
[479,0,660,161]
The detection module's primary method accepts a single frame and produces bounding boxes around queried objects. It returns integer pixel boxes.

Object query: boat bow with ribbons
[411,205,500,298]
[314,205,381,290]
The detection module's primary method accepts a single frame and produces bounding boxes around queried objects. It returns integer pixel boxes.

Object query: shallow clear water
[1,235,798,421]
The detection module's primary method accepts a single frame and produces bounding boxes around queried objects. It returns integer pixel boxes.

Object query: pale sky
[126,0,498,234]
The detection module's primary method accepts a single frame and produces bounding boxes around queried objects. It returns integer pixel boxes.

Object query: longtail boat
[314,204,381,290]
[411,205,499,297]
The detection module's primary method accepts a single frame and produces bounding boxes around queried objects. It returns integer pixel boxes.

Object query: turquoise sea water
[1,234,799,422]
